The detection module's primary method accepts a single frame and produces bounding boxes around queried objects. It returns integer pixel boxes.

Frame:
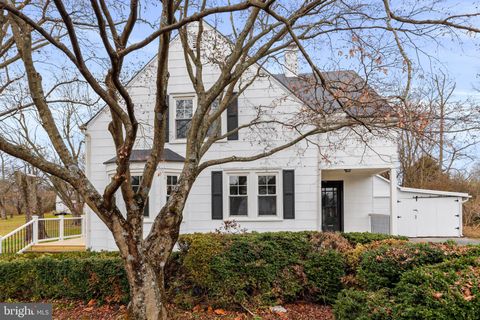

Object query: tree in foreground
[0,1,479,319]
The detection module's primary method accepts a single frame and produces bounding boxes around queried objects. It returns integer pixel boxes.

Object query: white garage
[373,176,470,237]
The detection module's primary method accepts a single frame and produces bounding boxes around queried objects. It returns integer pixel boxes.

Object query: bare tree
[0,1,479,319]
[399,73,480,187]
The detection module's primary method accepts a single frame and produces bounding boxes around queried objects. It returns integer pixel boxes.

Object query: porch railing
[0,215,85,254]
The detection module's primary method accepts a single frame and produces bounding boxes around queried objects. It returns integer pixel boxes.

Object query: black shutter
[211,171,223,220]
[283,170,295,219]
[165,95,170,142]
[227,93,238,140]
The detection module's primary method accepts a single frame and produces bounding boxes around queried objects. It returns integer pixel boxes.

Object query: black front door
[321,181,344,232]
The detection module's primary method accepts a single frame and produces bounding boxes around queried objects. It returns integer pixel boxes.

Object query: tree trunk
[0,204,6,220]
[124,257,168,320]
[111,213,172,320]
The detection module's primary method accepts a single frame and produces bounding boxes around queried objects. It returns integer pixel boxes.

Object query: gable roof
[83,25,389,129]
[103,148,185,164]
[274,71,390,116]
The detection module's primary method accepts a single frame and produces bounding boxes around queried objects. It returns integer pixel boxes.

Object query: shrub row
[334,257,480,320]
[170,232,347,308]
[357,242,480,290]
[0,231,436,309]
[0,252,128,303]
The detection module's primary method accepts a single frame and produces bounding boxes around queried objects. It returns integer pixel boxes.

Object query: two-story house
[83,26,468,251]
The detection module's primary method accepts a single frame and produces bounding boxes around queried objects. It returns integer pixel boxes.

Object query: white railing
[0,215,84,254]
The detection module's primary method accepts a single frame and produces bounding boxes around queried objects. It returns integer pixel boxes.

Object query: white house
[83,26,469,251]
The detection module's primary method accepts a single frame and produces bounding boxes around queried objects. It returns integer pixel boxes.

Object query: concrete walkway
[409,237,480,245]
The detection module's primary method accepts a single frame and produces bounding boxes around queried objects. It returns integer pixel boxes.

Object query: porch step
[29,244,86,253]
[28,237,86,253]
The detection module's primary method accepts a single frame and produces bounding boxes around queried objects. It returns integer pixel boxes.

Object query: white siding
[322,171,376,233]
[85,31,398,251]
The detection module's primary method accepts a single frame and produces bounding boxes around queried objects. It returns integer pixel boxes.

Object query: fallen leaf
[192,305,202,312]
[87,299,96,306]
[433,292,443,300]
[214,309,227,315]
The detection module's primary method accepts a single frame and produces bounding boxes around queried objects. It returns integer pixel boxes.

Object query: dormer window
[175,97,194,139]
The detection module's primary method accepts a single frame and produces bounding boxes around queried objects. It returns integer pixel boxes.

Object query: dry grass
[0,213,56,236]
[463,225,480,239]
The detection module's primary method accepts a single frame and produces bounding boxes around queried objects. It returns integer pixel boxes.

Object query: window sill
[226,217,283,222]
[168,138,227,144]
[143,219,186,224]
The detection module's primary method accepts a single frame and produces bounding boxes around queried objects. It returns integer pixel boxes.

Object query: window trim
[223,170,283,221]
[256,173,279,217]
[227,174,249,217]
[170,94,227,143]
[172,95,195,141]
[166,174,179,202]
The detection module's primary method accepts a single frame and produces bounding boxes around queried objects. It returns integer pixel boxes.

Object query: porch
[0,215,86,254]
[320,167,397,234]
[29,237,86,253]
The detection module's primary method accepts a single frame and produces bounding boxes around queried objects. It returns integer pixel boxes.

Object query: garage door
[397,197,461,237]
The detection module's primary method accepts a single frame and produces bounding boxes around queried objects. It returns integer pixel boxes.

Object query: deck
[29,237,86,252]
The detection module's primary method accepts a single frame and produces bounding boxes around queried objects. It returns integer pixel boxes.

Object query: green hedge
[0,231,406,308]
[392,257,480,319]
[334,288,394,320]
[171,232,347,307]
[357,242,480,290]
[0,252,128,303]
[335,257,480,320]
[357,242,446,290]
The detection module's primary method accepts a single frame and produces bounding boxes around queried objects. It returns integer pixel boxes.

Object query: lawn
[0,213,56,236]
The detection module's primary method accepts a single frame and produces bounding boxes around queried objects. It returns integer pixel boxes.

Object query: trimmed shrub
[357,242,480,291]
[172,232,346,307]
[335,257,480,320]
[357,242,446,290]
[304,250,345,304]
[345,239,409,273]
[341,232,407,245]
[392,257,480,320]
[0,252,128,303]
[334,288,394,320]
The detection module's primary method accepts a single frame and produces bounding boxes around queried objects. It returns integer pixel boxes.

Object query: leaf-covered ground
[50,300,333,320]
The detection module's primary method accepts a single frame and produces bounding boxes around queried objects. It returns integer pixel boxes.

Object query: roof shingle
[103,148,185,164]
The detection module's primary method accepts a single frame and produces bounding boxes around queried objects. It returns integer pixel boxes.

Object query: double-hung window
[258,175,277,216]
[131,175,149,217]
[175,98,194,139]
[166,175,178,201]
[229,175,248,216]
